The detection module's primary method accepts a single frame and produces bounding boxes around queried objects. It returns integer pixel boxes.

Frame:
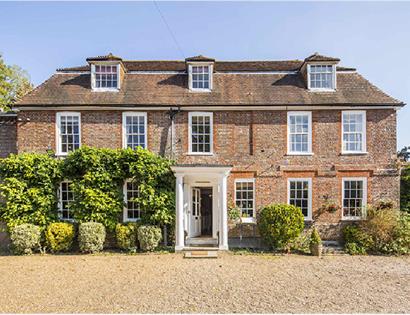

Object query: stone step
[184,250,218,258]
[183,246,219,251]
[186,237,218,246]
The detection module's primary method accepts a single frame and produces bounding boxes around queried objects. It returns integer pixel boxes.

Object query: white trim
[234,178,256,222]
[15,105,401,111]
[188,112,213,155]
[287,111,312,155]
[122,112,148,150]
[56,112,81,156]
[307,64,336,91]
[341,177,367,221]
[56,70,356,75]
[58,181,74,222]
[287,178,313,221]
[91,63,121,92]
[188,63,213,92]
[123,179,141,223]
[341,110,367,154]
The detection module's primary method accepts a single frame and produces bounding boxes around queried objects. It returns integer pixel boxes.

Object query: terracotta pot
[310,243,323,257]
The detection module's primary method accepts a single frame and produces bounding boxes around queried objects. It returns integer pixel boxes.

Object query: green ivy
[0,153,61,231]
[0,147,175,232]
[401,165,410,213]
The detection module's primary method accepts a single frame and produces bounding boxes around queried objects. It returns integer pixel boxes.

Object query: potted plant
[228,202,241,226]
[309,227,323,257]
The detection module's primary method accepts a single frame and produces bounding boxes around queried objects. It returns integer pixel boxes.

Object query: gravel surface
[0,252,409,313]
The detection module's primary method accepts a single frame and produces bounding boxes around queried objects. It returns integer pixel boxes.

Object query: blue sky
[1,1,409,149]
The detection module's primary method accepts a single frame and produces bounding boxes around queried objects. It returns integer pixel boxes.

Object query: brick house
[13,53,404,250]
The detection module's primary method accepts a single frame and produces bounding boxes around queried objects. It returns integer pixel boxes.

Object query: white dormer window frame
[307,63,336,91]
[188,63,213,92]
[91,62,121,92]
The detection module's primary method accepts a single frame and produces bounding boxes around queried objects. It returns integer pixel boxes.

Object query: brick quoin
[16,108,399,240]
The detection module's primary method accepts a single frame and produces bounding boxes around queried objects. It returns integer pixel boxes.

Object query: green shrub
[382,212,410,255]
[137,225,162,251]
[78,222,106,253]
[258,203,305,250]
[401,165,410,213]
[343,225,373,255]
[45,222,75,253]
[10,223,41,255]
[116,223,138,251]
[309,227,322,246]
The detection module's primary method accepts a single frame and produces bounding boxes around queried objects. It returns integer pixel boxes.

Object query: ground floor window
[123,180,141,222]
[342,178,367,220]
[287,178,312,220]
[59,181,74,220]
[234,179,255,219]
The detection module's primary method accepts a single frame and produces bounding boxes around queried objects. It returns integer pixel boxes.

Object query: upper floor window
[235,179,255,222]
[122,112,147,150]
[188,112,213,154]
[308,64,335,90]
[342,178,367,220]
[288,178,312,220]
[92,64,119,90]
[123,180,141,222]
[58,181,74,221]
[189,64,212,91]
[56,112,81,156]
[287,111,312,155]
[342,111,366,153]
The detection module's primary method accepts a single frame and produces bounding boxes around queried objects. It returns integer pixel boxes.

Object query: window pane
[190,114,211,153]
[124,114,146,149]
[289,180,310,218]
[235,181,255,218]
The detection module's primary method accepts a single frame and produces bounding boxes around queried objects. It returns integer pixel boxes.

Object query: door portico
[171,165,232,251]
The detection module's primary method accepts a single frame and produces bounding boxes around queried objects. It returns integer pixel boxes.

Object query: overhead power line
[153,1,185,59]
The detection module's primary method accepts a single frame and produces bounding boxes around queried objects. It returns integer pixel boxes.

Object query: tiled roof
[304,53,341,62]
[17,71,403,107]
[86,53,123,62]
[185,55,216,62]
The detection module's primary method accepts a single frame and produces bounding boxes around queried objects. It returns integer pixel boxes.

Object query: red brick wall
[17,109,399,239]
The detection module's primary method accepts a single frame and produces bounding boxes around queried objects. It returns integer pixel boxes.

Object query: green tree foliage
[0,54,33,111]
[401,164,410,213]
[0,147,175,233]
[0,153,61,230]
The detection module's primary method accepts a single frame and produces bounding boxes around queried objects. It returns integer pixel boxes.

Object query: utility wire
[153,1,185,59]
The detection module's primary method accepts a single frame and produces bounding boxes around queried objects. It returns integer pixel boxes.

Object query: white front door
[190,188,201,237]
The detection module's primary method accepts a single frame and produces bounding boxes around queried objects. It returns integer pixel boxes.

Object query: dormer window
[91,64,120,91]
[188,64,213,92]
[308,64,336,91]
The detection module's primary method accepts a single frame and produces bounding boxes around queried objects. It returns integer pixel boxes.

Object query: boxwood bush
[45,222,75,253]
[78,222,106,253]
[137,225,162,251]
[10,223,41,255]
[258,203,305,250]
[116,223,138,251]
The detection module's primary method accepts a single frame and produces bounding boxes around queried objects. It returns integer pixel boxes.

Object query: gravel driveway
[0,252,409,313]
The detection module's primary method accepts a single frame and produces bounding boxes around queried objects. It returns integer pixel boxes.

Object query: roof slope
[17,72,402,107]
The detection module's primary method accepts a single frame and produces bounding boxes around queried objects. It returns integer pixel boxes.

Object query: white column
[175,174,185,251]
[219,174,229,250]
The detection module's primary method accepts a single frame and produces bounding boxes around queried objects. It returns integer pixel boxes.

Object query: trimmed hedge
[137,225,162,251]
[258,203,305,250]
[116,223,138,251]
[78,222,106,253]
[46,222,75,253]
[10,223,41,255]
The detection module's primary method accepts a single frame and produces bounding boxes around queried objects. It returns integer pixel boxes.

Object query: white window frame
[56,112,81,156]
[287,178,313,221]
[342,177,367,220]
[188,63,213,92]
[341,110,367,154]
[307,64,336,91]
[91,63,121,92]
[234,178,256,223]
[287,111,313,155]
[188,112,213,155]
[122,112,148,150]
[123,179,141,222]
[58,181,74,221]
